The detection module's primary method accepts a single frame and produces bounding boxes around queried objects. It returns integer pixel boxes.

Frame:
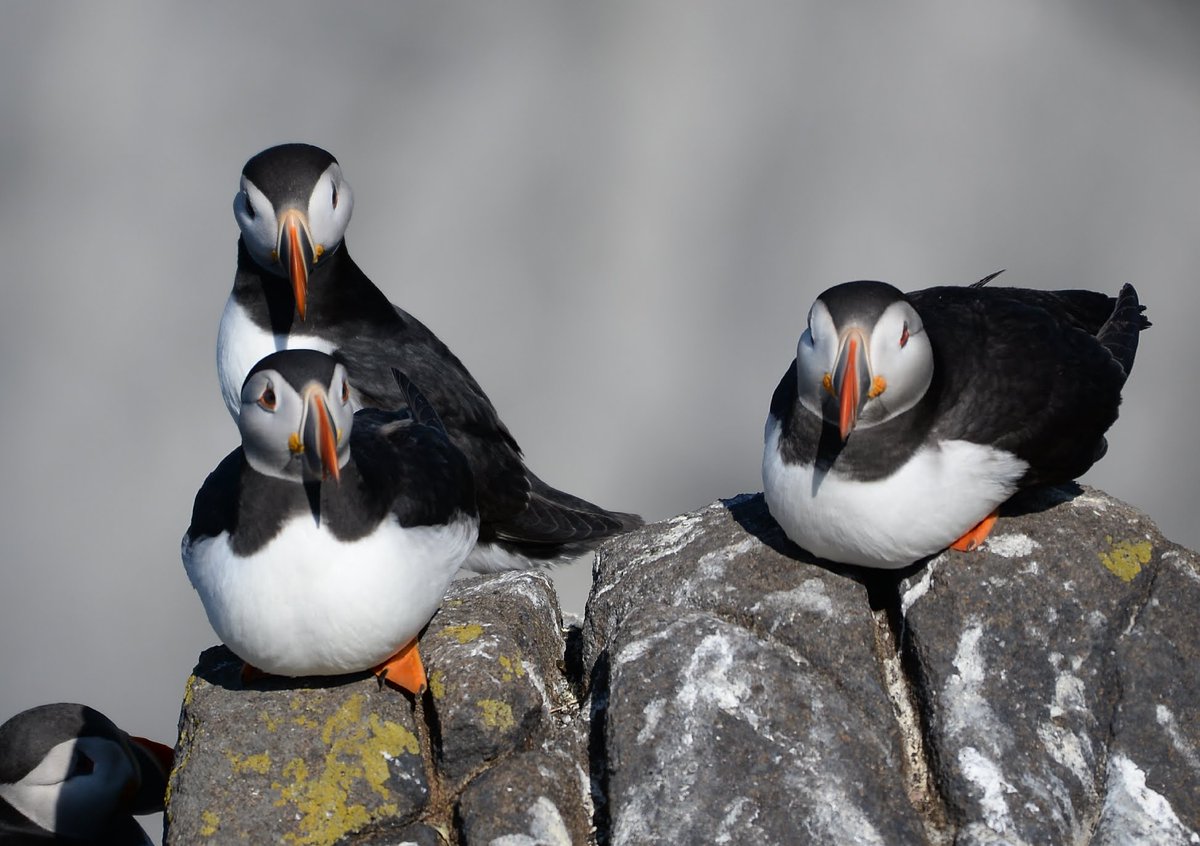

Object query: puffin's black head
[240,350,355,484]
[234,143,354,321]
[0,703,173,837]
[794,280,934,440]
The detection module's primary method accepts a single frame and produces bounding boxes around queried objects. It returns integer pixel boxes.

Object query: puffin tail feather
[1097,283,1150,378]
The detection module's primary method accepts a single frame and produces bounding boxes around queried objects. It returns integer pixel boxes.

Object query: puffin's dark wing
[349,408,477,530]
[910,285,1146,485]
[331,303,533,526]
[484,471,642,552]
[184,450,245,543]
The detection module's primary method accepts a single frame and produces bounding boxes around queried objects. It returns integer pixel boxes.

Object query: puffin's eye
[331,184,338,209]
[900,322,910,348]
[244,193,256,220]
[341,379,350,404]
[258,386,277,411]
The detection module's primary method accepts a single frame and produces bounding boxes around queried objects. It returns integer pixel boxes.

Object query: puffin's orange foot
[374,640,427,695]
[240,663,266,684]
[950,510,999,552]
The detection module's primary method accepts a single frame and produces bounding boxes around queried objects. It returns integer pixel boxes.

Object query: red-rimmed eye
[258,386,276,411]
[332,185,338,209]
[341,379,350,404]
[900,323,910,348]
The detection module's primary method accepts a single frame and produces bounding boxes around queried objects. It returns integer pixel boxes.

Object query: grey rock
[456,750,591,845]
[166,571,585,845]
[901,485,1200,845]
[421,572,581,790]
[584,493,928,845]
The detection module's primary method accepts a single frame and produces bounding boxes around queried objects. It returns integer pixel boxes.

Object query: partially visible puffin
[762,275,1149,568]
[0,703,172,844]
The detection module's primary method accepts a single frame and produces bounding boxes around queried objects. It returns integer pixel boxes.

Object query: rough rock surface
[166,571,588,846]
[167,485,1200,845]
[581,485,1200,845]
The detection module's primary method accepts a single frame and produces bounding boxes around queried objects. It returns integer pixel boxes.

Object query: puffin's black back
[911,283,1147,485]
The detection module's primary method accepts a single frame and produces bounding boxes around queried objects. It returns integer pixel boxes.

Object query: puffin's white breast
[762,417,1027,569]
[183,513,478,676]
[216,297,336,419]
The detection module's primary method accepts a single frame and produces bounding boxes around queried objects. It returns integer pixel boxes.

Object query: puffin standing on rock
[216,143,642,572]
[762,276,1149,569]
[0,703,173,845]
[183,350,478,694]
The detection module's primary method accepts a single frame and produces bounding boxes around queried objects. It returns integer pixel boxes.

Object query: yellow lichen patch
[227,750,272,775]
[268,694,415,845]
[1098,536,1153,582]
[440,623,484,644]
[260,710,280,733]
[200,809,220,837]
[498,654,526,682]
[428,670,446,700]
[478,699,515,731]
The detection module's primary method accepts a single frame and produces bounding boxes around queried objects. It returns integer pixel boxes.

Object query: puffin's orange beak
[277,209,314,321]
[832,331,871,442]
[302,388,341,483]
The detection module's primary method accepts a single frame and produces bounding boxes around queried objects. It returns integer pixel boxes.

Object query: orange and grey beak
[301,387,342,483]
[126,735,175,814]
[832,330,872,441]
[277,209,316,321]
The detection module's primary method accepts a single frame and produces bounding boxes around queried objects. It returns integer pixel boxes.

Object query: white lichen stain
[1156,705,1200,774]
[638,698,666,744]
[713,796,759,844]
[1097,754,1200,844]
[677,634,753,727]
[944,623,1002,744]
[959,746,1017,834]
[900,564,935,617]
[985,533,1041,559]
[488,795,572,846]
[1069,491,1110,512]
[1038,667,1096,809]
[751,578,834,624]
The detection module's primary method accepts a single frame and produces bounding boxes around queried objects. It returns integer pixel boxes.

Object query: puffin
[762,275,1149,569]
[183,349,478,694]
[216,143,642,572]
[0,703,172,845]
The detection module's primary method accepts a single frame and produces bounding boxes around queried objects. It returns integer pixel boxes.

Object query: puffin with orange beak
[0,703,172,844]
[183,350,478,694]
[217,143,641,573]
[762,276,1148,569]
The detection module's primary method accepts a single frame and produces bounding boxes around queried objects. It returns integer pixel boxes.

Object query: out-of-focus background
[1,3,1197,839]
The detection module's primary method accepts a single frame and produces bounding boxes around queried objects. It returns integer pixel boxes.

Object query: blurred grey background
[1,3,1197,836]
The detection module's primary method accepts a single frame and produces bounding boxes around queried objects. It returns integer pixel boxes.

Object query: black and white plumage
[763,277,1149,569]
[0,703,172,845]
[216,143,642,572]
[184,350,478,691]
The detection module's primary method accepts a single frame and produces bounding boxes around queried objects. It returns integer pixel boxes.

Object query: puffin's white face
[795,298,933,439]
[0,736,134,837]
[233,163,354,274]
[239,361,355,482]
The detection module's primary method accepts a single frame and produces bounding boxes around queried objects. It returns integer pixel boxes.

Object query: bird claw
[374,641,427,695]
[949,511,999,552]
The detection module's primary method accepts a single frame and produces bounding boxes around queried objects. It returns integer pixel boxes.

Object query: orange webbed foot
[949,510,999,552]
[374,640,427,695]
